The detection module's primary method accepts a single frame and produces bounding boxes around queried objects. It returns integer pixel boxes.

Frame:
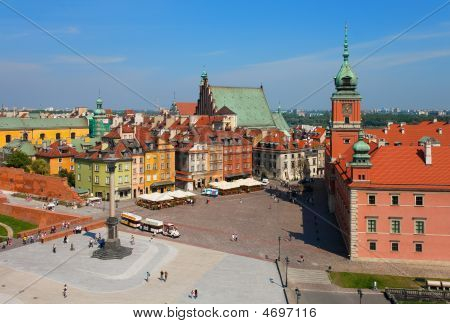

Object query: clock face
[342,103,353,115]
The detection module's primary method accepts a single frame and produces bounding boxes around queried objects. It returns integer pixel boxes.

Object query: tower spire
[343,23,349,63]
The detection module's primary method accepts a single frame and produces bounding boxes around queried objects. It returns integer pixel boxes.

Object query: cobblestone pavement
[4,182,450,279]
[115,181,450,279]
[0,230,284,304]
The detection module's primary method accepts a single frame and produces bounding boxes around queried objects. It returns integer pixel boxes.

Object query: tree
[5,151,32,170]
[31,159,50,175]
[58,168,75,187]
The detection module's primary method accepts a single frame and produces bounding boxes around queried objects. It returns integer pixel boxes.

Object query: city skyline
[1,0,450,110]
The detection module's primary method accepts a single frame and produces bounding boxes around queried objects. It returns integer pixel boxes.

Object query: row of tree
[4,151,75,187]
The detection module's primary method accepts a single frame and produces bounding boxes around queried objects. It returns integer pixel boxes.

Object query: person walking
[160,270,164,281]
[63,235,68,244]
[63,284,68,298]
[146,271,150,282]
[130,235,135,245]
[52,244,56,253]
[164,271,168,282]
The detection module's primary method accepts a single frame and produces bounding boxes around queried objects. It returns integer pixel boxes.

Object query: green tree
[5,151,32,170]
[58,168,75,187]
[30,159,50,175]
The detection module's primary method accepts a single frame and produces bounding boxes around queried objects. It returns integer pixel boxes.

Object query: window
[125,163,129,171]
[5,134,11,143]
[71,132,76,139]
[146,164,150,170]
[118,164,123,171]
[94,176,99,184]
[369,242,377,251]
[153,163,157,170]
[190,166,194,172]
[191,155,195,161]
[118,176,122,184]
[415,243,423,252]
[94,164,99,172]
[368,195,376,205]
[358,174,365,180]
[391,219,401,234]
[344,138,350,144]
[105,177,110,185]
[160,154,165,160]
[367,219,377,233]
[56,133,61,140]
[391,242,399,252]
[161,163,165,169]
[344,117,350,124]
[70,165,74,171]
[70,158,74,162]
[415,220,425,234]
[58,158,63,163]
[146,175,150,181]
[39,133,45,140]
[391,195,399,206]
[166,163,169,169]
[124,176,129,183]
[415,195,424,206]
[153,174,157,180]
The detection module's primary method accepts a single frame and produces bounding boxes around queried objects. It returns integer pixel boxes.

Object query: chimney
[433,118,437,123]
[383,127,388,134]
[400,128,405,134]
[437,128,442,135]
[425,141,432,165]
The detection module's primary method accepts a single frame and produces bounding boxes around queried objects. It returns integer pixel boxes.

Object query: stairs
[288,268,331,285]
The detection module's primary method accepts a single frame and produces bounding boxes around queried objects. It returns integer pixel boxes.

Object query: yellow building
[35,141,78,175]
[0,118,89,148]
[144,137,175,193]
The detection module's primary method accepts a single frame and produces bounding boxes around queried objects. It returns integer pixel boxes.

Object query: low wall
[0,166,83,203]
[40,219,105,243]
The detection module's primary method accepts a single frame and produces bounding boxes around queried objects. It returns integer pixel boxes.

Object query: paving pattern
[0,230,285,304]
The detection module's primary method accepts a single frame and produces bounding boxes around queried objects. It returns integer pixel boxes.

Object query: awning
[224,173,251,179]
[150,181,175,188]
[75,188,89,194]
[118,187,131,192]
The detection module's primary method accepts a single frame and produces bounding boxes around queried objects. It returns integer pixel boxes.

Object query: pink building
[326,28,450,263]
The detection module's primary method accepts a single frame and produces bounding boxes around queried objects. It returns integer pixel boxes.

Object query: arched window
[23,132,28,140]
[5,135,11,143]
[40,133,45,140]
[71,132,76,139]
[56,133,61,140]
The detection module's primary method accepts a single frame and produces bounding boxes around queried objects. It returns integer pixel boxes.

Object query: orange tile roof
[36,141,78,158]
[177,102,197,115]
[365,121,450,146]
[350,145,450,190]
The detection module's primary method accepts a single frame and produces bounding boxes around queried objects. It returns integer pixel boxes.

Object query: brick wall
[0,167,83,203]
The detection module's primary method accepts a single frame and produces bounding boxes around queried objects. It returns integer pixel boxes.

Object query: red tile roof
[350,145,450,190]
[177,102,197,115]
[365,121,450,146]
[36,141,79,158]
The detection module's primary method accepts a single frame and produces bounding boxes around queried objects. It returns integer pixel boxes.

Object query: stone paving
[0,230,285,304]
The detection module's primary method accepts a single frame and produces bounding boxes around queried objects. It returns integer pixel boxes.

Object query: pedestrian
[52,244,56,253]
[239,198,242,204]
[194,289,198,299]
[146,271,150,282]
[160,270,164,281]
[22,236,27,245]
[164,271,168,282]
[88,239,94,248]
[231,234,235,241]
[63,235,68,244]
[63,284,68,298]
[130,235,135,245]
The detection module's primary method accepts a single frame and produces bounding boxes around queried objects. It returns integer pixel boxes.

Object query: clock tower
[330,26,362,160]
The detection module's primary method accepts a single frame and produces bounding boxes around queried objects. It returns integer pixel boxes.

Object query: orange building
[35,141,78,175]
[326,28,450,263]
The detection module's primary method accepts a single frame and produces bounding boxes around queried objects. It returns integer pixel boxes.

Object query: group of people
[73,225,83,234]
[190,289,198,299]
[61,221,71,230]
[231,233,239,241]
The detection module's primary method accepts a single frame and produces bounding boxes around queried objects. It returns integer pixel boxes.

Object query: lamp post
[278,236,281,261]
[295,288,301,304]
[357,288,363,304]
[285,256,290,288]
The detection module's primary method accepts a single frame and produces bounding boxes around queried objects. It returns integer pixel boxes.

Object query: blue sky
[0,0,450,111]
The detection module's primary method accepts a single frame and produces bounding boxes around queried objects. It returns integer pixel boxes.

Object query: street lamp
[295,288,301,304]
[278,236,281,261]
[285,256,290,288]
[357,288,363,304]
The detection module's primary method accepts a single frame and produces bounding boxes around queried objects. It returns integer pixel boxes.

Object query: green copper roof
[71,136,102,152]
[351,130,371,166]
[210,86,276,128]
[0,118,88,130]
[334,25,358,91]
[1,139,36,156]
[272,112,290,131]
